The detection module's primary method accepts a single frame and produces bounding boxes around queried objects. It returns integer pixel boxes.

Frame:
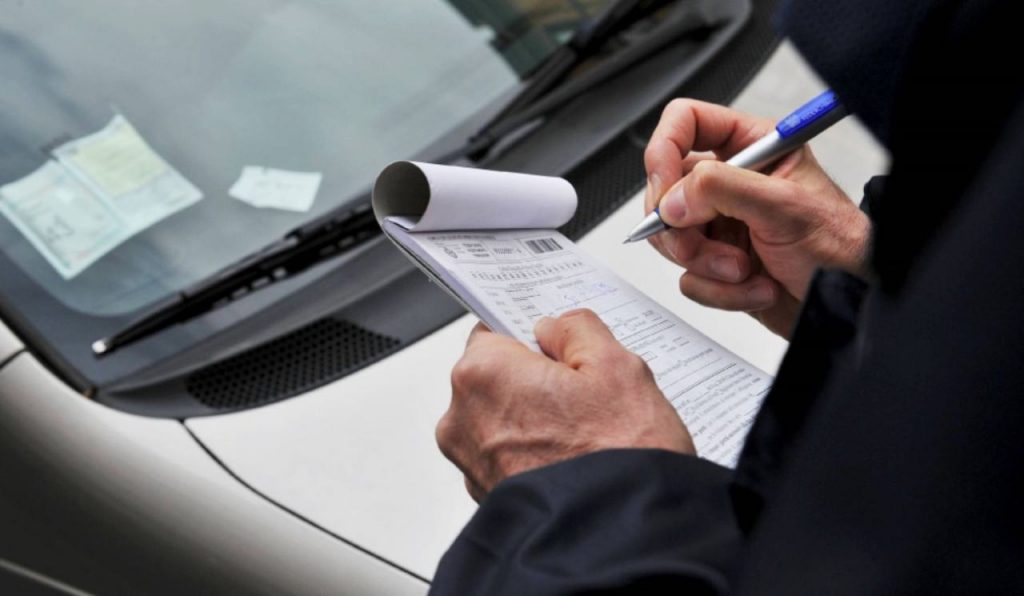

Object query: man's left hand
[437,309,694,502]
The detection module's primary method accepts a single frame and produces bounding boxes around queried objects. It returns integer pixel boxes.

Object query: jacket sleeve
[429,449,742,595]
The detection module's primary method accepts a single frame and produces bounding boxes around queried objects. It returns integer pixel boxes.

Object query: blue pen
[623,90,848,243]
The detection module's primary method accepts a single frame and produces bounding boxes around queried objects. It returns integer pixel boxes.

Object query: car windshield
[0,0,613,316]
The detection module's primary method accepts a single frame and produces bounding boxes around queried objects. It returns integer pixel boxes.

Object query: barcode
[525,238,563,254]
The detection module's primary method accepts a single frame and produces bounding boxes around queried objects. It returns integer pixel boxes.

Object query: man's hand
[644,99,871,336]
[438,310,693,502]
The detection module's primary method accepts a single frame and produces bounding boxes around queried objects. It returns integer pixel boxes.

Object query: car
[0,0,787,593]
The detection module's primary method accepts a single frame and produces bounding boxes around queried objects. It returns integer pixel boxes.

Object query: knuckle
[643,142,660,169]
[562,308,599,323]
[435,413,456,454]
[663,98,695,121]
[557,309,599,334]
[450,356,484,393]
[541,318,569,342]
[688,160,724,194]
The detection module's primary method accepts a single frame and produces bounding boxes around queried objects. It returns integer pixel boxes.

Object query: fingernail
[643,177,653,209]
[747,284,775,306]
[711,256,741,281]
[660,183,686,224]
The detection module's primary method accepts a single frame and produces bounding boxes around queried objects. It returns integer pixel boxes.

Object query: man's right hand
[643,99,871,337]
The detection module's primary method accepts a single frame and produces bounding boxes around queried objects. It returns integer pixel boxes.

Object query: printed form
[393,223,770,467]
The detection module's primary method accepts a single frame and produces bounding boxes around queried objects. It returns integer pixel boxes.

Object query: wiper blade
[92,203,379,357]
[442,0,718,163]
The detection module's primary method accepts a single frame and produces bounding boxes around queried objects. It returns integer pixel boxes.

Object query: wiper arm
[92,203,379,357]
[442,0,721,163]
[483,0,657,129]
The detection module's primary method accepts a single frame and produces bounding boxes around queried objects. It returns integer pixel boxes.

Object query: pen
[624,90,848,244]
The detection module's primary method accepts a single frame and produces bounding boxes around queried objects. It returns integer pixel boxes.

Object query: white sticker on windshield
[228,166,322,213]
[0,115,203,279]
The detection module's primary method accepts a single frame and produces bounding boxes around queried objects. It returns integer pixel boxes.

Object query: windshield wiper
[440,0,722,163]
[91,203,379,357]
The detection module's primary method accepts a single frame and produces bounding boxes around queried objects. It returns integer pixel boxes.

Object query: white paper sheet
[373,161,577,232]
[228,166,322,212]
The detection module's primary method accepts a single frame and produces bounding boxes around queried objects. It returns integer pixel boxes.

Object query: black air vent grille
[560,138,646,240]
[185,319,401,410]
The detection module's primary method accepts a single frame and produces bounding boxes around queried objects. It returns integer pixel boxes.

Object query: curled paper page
[372,161,577,231]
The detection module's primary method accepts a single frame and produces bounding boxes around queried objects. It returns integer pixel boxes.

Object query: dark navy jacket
[431,0,1024,593]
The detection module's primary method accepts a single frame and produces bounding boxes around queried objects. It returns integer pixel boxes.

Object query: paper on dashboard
[52,114,202,230]
[0,161,127,279]
[0,115,202,279]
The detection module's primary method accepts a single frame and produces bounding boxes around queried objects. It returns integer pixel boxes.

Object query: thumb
[658,160,799,233]
[534,309,619,368]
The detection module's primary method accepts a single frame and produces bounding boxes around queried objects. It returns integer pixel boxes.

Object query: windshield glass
[0,0,613,316]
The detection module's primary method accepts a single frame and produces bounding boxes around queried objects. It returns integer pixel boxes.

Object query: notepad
[372,161,771,467]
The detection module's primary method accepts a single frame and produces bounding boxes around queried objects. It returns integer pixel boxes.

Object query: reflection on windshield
[0,0,611,316]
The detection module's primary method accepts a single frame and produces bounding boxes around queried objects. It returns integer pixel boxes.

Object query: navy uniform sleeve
[430,449,741,595]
